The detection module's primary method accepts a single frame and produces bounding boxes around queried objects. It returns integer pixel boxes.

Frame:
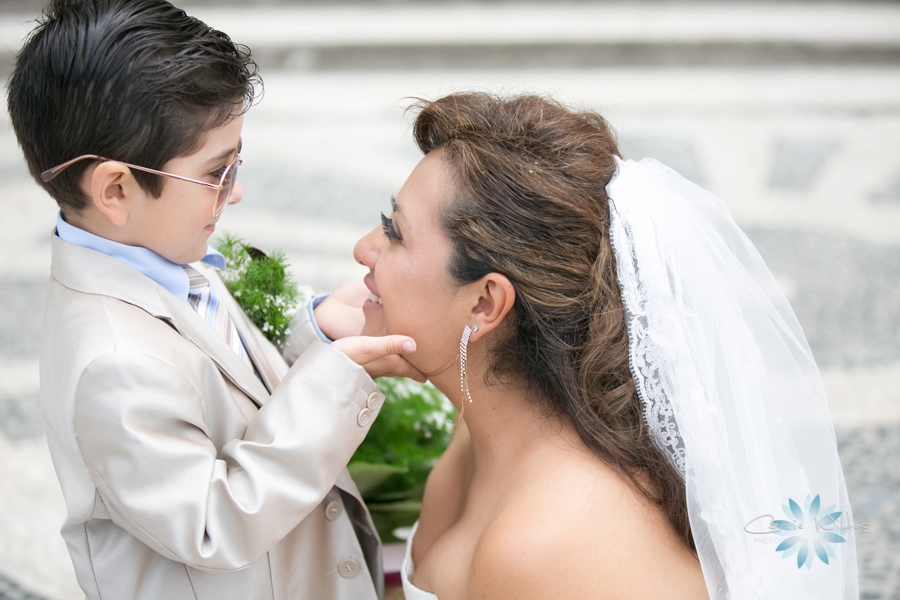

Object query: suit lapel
[199,265,287,395]
[50,234,270,407]
[158,291,271,407]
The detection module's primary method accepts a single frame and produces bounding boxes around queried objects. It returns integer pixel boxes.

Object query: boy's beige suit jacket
[41,234,386,600]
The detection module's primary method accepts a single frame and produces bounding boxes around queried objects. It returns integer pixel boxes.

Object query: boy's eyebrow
[204,139,242,166]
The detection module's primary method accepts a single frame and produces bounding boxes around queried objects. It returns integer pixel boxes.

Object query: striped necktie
[183,266,252,368]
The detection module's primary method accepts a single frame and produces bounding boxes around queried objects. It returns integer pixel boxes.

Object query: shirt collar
[55,212,226,305]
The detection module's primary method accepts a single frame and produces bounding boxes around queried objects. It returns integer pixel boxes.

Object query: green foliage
[214,233,304,349]
[350,377,456,542]
[351,377,455,494]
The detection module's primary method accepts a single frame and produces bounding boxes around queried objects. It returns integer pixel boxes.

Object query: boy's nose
[353,225,381,270]
[227,180,244,206]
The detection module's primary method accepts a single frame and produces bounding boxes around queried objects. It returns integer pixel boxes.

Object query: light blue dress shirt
[56,213,224,304]
[55,213,330,343]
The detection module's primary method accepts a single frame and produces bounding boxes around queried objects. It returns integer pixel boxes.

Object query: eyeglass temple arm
[40,155,102,183]
[40,155,223,189]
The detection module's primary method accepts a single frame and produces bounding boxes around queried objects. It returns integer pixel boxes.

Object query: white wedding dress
[401,521,439,600]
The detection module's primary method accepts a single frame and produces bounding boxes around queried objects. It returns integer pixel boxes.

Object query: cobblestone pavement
[0,3,899,597]
[838,425,900,598]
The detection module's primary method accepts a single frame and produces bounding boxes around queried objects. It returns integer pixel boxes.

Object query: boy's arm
[74,341,380,571]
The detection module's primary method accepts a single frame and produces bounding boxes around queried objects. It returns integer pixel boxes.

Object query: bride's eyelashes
[381,212,403,242]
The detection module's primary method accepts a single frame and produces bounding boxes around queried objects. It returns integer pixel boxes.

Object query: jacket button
[338,558,360,578]
[366,391,383,411]
[357,407,372,427]
[325,500,343,521]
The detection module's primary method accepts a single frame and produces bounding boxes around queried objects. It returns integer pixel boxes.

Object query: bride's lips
[363,292,383,313]
[363,275,383,313]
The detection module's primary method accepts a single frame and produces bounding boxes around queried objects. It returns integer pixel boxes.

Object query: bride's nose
[353,225,381,269]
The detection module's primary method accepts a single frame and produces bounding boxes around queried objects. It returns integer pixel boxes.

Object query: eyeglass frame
[39,150,242,219]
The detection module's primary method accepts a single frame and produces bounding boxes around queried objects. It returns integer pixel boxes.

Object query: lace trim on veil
[608,194,687,479]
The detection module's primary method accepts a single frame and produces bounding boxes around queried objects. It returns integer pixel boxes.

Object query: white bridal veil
[606,158,858,599]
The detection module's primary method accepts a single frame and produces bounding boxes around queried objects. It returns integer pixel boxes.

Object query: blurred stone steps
[2,3,899,70]
[177,3,900,69]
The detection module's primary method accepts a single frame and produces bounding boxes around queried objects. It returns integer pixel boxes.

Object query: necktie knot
[182,265,252,368]
[184,265,209,292]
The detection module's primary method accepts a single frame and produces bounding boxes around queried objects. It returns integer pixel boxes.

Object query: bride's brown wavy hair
[412,92,694,552]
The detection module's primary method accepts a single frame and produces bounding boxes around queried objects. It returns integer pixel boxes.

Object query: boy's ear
[88,161,137,227]
[469,273,516,342]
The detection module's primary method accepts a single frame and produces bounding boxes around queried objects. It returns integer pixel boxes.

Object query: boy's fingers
[330,336,426,381]
[380,335,417,357]
[330,279,370,306]
[369,355,427,382]
[314,296,364,340]
[332,335,417,363]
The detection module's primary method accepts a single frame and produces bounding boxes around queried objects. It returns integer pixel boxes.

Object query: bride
[351,93,857,599]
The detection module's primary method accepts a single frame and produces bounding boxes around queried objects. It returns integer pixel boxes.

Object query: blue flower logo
[772,493,847,569]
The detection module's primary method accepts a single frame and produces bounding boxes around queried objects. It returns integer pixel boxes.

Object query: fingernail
[402,340,416,353]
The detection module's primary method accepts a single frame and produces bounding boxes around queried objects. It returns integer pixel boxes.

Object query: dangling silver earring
[459,325,478,406]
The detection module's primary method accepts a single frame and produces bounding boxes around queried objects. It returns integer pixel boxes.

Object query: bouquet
[215,233,304,348]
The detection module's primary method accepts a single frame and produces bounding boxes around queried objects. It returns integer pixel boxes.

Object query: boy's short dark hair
[7,0,261,212]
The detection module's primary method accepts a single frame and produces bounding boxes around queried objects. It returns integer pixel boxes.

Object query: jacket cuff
[307,294,332,344]
[281,296,322,365]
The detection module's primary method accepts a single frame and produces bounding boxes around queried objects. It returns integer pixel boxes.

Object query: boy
[7,1,420,598]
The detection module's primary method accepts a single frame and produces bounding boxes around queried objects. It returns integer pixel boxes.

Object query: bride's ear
[470,273,515,342]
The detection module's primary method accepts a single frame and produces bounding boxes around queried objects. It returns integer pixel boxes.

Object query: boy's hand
[332,335,426,382]
[314,280,368,340]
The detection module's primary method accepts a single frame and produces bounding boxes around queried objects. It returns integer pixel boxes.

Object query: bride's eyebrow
[390,195,401,213]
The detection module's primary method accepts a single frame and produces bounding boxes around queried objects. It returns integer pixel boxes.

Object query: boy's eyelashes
[206,140,242,179]
[381,213,402,242]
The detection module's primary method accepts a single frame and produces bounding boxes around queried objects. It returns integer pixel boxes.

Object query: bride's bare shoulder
[466,458,708,600]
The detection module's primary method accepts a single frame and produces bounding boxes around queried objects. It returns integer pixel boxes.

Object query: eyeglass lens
[215,159,239,217]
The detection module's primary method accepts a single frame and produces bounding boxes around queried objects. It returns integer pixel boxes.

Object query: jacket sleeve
[74,341,380,571]
[281,296,326,366]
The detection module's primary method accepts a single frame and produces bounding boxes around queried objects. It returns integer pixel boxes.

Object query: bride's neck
[431,356,570,475]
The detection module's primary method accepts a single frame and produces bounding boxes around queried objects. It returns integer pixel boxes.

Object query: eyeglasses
[40,150,242,219]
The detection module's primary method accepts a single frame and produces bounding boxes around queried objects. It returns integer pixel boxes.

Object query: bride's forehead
[409,149,450,185]
[398,153,455,213]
